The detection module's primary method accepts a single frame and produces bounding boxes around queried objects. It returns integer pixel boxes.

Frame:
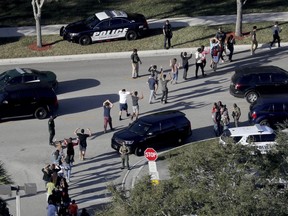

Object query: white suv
[219,124,276,154]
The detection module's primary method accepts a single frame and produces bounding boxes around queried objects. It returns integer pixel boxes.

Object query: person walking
[201,45,208,69]
[270,21,282,49]
[47,199,58,216]
[212,104,222,137]
[74,128,92,161]
[131,91,144,121]
[180,51,192,80]
[68,200,78,216]
[170,58,180,84]
[103,99,114,133]
[159,70,172,104]
[209,38,220,68]
[64,138,78,166]
[220,105,230,131]
[131,49,142,78]
[231,103,241,127]
[119,142,130,170]
[195,48,205,78]
[42,164,53,187]
[48,115,57,145]
[251,26,258,55]
[118,89,131,120]
[215,27,227,62]
[46,179,55,201]
[163,20,173,49]
[226,35,235,62]
[147,75,157,104]
[80,208,90,216]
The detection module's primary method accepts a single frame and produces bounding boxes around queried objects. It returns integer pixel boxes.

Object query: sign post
[144,148,160,185]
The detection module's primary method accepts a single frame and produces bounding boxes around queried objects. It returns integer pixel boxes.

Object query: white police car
[60,10,149,45]
[219,124,276,154]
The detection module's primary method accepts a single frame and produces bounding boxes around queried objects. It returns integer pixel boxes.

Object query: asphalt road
[1,45,288,215]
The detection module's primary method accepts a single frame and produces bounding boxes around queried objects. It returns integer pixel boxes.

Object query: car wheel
[246,91,259,103]
[34,107,48,119]
[79,35,91,45]
[126,30,137,41]
[260,119,270,127]
[135,146,144,156]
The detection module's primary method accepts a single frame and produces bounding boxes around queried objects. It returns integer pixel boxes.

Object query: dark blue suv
[248,95,288,127]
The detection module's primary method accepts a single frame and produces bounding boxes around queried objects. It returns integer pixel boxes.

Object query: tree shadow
[57,79,100,94]
[0,36,22,45]
[57,94,119,116]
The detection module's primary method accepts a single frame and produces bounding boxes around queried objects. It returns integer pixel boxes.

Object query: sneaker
[119,116,122,121]
[127,113,130,117]
[121,167,124,170]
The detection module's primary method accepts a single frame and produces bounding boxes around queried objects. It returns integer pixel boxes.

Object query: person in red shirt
[68,199,78,216]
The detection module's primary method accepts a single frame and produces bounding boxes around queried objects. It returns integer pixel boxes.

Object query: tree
[98,134,288,215]
[235,0,248,36]
[31,0,45,48]
[0,162,13,216]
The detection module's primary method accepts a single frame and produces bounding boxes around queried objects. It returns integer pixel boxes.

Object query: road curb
[0,45,254,66]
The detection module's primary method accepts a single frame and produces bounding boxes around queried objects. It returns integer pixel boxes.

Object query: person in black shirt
[215,27,226,62]
[48,115,57,145]
[180,52,192,80]
[163,20,173,49]
[74,128,91,161]
[131,49,142,78]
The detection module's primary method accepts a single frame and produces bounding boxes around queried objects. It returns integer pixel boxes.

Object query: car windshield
[129,121,151,135]
[0,69,22,82]
[84,15,100,28]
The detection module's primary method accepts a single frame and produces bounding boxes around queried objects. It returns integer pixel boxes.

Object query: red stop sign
[144,148,158,161]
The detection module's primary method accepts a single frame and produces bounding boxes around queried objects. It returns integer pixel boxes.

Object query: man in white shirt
[119,89,131,120]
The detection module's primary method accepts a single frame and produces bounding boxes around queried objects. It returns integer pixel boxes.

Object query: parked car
[219,124,276,154]
[229,65,288,103]
[0,68,58,91]
[111,110,192,156]
[0,84,58,121]
[60,10,149,45]
[248,95,288,127]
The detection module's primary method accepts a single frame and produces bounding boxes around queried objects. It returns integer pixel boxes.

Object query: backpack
[211,45,219,56]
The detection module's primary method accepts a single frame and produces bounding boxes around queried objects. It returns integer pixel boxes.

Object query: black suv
[229,66,288,103]
[0,84,58,121]
[111,110,192,156]
[248,95,288,127]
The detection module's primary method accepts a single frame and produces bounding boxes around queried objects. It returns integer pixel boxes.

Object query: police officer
[119,142,130,170]
[163,20,173,49]
[48,115,57,145]
[232,103,241,127]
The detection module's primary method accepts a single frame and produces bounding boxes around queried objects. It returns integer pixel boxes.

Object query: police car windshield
[129,121,151,135]
[84,15,100,28]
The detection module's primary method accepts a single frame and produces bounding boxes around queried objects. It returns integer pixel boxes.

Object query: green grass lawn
[1,0,288,27]
[1,0,288,59]
[0,22,287,59]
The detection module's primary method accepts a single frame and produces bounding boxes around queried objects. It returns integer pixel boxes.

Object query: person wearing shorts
[118,89,131,120]
[131,91,144,121]
[74,128,91,161]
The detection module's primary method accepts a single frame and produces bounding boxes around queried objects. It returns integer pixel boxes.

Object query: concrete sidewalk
[0,12,288,37]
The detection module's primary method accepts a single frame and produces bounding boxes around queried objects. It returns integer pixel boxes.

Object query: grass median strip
[1,22,287,59]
